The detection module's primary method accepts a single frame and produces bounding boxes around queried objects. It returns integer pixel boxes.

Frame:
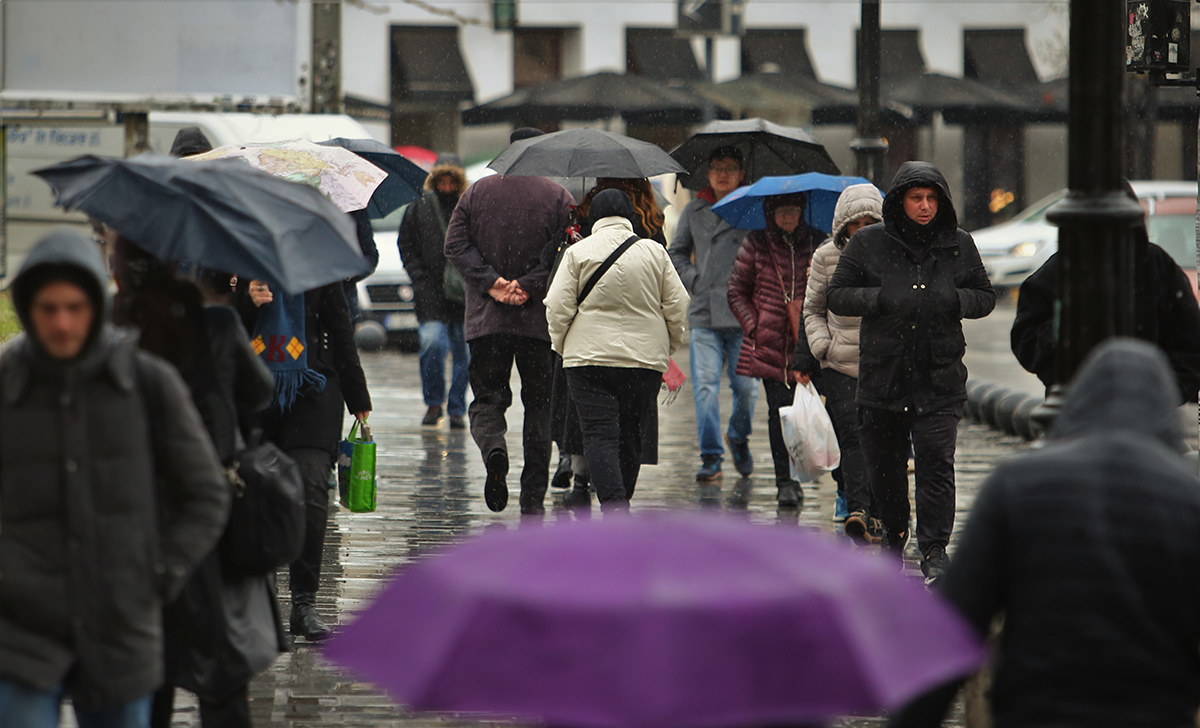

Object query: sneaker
[484,450,508,512]
[725,434,753,477]
[449,415,467,430]
[844,511,869,543]
[882,528,910,558]
[421,405,443,427]
[696,455,722,482]
[776,480,801,508]
[921,545,950,586]
[831,493,849,522]
[866,517,884,544]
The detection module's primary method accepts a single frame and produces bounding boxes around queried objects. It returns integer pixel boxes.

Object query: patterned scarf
[250,292,326,411]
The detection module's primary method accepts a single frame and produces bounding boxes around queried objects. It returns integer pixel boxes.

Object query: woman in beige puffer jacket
[802,183,883,541]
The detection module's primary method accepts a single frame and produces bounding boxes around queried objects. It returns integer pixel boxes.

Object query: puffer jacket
[826,162,995,414]
[545,216,689,372]
[0,229,229,710]
[803,184,884,378]
[727,223,822,382]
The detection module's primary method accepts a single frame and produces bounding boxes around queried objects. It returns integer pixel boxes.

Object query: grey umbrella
[488,128,685,179]
[32,153,368,295]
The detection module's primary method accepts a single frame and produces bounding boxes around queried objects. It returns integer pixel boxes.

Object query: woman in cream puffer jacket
[802,183,883,540]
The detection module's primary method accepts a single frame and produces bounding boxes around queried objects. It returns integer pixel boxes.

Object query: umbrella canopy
[317,137,427,219]
[712,173,875,232]
[187,139,388,213]
[670,117,840,190]
[32,154,368,295]
[488,128,686,179]
[394,145,439,171]
[324,514,984,728]
[462,71,725,127]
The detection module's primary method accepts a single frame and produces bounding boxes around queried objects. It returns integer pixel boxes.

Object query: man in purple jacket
[445,128,574,515]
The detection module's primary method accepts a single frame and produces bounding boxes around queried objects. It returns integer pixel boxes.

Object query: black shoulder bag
[577,235,641,306]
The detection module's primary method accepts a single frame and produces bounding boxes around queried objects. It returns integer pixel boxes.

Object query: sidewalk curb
[964,379,1042,441]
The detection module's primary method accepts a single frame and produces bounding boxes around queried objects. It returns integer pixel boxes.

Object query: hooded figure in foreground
[890,339,1200,728]
[826,161,995,584]
[0,229,228,725]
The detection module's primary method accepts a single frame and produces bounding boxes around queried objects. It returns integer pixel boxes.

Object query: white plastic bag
[778,381,841,482]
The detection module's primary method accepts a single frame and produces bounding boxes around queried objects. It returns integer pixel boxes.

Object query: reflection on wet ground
[77,348,1026,728]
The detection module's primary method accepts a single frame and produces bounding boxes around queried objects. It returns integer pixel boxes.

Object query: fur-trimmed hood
[424,163,469,195]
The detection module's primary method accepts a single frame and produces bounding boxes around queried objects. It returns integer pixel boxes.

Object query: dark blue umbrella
[317,137,427,218]
[32,153,369,295]
[711,173,875,232]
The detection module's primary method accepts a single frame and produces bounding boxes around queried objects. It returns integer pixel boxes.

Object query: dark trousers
[858,402,963,557]
[565,366,661,505]
[762,378,797,484]
[814,370,873,515]
[467,334,554,501]
[288,447,335,598]
[151,684,251,728]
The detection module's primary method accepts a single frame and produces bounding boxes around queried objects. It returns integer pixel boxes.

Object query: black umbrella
[669,118,840,190]
[317,137,427,218]
[488,128,686,179]
[32,154,368,295]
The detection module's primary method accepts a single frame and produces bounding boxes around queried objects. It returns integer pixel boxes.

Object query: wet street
[88,310,1034,728]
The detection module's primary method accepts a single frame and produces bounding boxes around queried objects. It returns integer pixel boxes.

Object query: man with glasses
[670,147,758,483]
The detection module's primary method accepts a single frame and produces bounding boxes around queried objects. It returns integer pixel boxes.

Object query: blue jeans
[418,320,469,416]
[689,327,758,458]
[0,677,152,728]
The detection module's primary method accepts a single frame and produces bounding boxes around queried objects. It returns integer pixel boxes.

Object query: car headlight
[398,285,415,302]
[1008,241,1041,258]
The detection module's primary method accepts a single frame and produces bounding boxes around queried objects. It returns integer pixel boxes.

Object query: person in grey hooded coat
[0,229,229,727]
[888,339,1200,728]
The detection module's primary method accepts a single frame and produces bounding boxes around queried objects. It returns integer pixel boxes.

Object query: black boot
[290,595,331,641]
[551,452,573,489]
[563,475,592,508]
[776,480,802,509]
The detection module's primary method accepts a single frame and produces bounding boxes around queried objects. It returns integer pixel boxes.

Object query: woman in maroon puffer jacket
[728,192,823,507]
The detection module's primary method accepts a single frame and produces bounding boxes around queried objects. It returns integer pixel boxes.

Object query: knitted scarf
[250,292,326,411]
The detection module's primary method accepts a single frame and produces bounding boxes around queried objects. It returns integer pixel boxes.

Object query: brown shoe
[844,511,870,543]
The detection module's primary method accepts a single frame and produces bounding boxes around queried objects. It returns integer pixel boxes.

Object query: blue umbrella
[317,137,427,218]
[711,173,875,233]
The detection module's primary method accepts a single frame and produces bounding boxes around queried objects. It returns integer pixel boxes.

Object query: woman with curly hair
[577,177,666,243]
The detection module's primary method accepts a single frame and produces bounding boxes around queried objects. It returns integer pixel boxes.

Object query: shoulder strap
[428,193,449,238]
[577,235,640,306]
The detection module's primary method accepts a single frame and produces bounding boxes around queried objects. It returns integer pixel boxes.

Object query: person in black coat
[397,154,470,429]
[889,339,1200,728]
[826,161,994,584]
[1010,184,1200,404]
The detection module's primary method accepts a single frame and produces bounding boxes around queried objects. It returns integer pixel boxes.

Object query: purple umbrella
[324,514,983,728]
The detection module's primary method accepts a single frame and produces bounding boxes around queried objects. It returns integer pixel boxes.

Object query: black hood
[169,126,213,157]
[1050,338,1185,453]
[11,227,111,355]
[882,161,958,239]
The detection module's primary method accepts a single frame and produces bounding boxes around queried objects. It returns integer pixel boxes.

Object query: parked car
[975,181,1198,293]
[354,205,418,351]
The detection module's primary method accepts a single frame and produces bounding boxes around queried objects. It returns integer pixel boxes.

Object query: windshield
[1016,190,1067,224]
[371,205,408,233]
[1147,214,1197,270]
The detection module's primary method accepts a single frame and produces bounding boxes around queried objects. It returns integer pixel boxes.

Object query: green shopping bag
[338,419,377,512]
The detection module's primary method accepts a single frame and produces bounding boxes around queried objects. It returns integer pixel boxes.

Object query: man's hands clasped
[488,277,529,306]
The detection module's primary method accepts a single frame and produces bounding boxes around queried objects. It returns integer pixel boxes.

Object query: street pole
[851,0,888,188]
[312,0,343,114]
[1033,0,1142,429]
[123,112,149,157]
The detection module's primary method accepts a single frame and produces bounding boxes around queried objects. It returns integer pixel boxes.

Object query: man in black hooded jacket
[826,161,994,584]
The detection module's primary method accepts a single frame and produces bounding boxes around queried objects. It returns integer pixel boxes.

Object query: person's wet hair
[708,146,744,169]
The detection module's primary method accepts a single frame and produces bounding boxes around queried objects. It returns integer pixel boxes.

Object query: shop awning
[390,25,475,105]
[740,28,817,79]
[626,28,703,83]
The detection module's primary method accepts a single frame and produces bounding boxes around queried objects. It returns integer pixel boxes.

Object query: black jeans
[858,402,963,557]
[762,378,797,484]
[565,366,661,505]
[288,447,335,598]
[467,334,554,501]
[814,370,873,515]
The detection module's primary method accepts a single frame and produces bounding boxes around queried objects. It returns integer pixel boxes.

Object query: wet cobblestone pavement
[81,341,1031,728]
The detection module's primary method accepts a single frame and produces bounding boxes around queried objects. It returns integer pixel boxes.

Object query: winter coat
[802,184,884,379]
[162,303,285,700]
[445,174,574,342]
[398,164,470,324]
[892,340,1200,728]
[727,225,821,382]
[669,189,752,330]
[545,216,689,372]
[239,283,372,455]
[826,162,995,413]
[0,230,229,711]
[1010,237,1200,403]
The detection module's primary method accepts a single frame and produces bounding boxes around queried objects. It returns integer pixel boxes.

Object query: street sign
[677,0,745,36]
